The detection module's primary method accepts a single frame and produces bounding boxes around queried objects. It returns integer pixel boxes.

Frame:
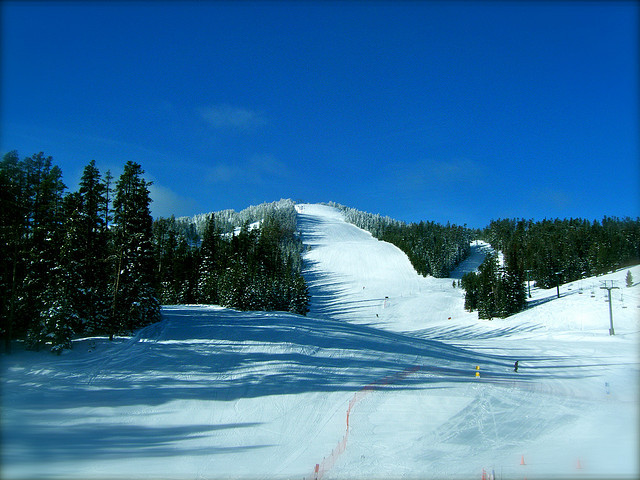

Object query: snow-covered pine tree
[289,273,310,315]
[154,217,178,304]
[22,154,67,349]
[33,278,77,354]
[111,161,160,338]
[59,192,86,335]
[492,239,527,318]
[76,161,111,334]
[477,253,499,320]
[160,230,179,304]
[175,236,199,303]
[197,214,222,304]
[461,271,480,311]
[0,151,29,353]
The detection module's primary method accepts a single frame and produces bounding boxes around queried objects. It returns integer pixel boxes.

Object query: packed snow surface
[2,203,639,479]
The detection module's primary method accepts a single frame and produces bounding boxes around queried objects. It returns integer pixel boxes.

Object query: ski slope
[2,203,639,479]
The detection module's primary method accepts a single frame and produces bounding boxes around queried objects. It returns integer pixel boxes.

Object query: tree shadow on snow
[2,306,586,468]
[4,422,270,463]
[4,307,583,409]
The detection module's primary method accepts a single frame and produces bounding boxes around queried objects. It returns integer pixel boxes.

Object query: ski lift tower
[600,280,619,335]
[554,271,564,299]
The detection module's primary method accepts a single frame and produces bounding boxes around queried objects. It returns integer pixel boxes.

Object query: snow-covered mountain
[2,203,638,479]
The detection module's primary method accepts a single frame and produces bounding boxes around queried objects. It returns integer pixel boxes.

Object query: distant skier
[514,360,519,372]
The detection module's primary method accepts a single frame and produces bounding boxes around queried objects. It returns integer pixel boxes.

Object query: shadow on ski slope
[2,305,623,471]
[5,306,587,412]
[6,422,269,463]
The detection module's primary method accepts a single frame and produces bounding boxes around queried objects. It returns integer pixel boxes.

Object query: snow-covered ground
[2,203,638,479]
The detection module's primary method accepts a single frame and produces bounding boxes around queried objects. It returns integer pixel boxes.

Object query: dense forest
[462,217,640,319]
[0,152,160,353]
[482,217,640,288]
[0,152,308,354]
[152,199,308,315]
[328,202,472,278]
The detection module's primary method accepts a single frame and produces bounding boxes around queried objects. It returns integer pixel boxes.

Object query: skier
[514,360,519,372]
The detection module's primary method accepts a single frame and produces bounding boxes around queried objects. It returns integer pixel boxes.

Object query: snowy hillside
[2,203,638,479]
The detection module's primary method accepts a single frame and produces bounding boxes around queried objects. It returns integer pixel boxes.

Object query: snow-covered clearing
[2,203,638,479]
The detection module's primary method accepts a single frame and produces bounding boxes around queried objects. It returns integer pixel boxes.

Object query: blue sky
[1,1,638,227]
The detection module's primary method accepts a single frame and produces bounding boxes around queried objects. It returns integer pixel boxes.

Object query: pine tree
[626,270,633,288]
[160,228,179,304]
[76,161,111,333]
[498,241,527,316]
[103,169,114,229]
[111,161,160,338]
[477,253,499,319]
[22,153,67,349]
[35,278,77,354]
[289,273,310,315]
[0,151,28,352]
[175,236,199,304]
[59,192,86,334]
[461,271,480,311]
[198,214,222,304]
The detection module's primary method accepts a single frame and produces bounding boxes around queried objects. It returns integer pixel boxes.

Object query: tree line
[0,152,308,354]
[0,151,159,353]
[461,217,640,319]
[327,202,472,278]
[153,199,309,315]
[3,150,637,348]
[483,217,640,288]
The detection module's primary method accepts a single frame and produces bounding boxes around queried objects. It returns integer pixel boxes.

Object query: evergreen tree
[1,152,180,352]
[76,161,111,333]
[175,236,199,304]
[34,278,77,354]
[289,273,310,315]
[59,192,86,334]
[626,270,633,288]
[198,214,222,304]
[476,253,499,319]
[103,169,114,229]
[0,151,28,352]
[461,271,480,311]
[462,249,526,320]
[22,153,67,349]
[111,161,160,338]
[160,229,179,304]
[498,240,527,316]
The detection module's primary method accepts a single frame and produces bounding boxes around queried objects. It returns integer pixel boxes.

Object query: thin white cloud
[248,154,287,177]
[149,182,198,218]
[199,104,267,131]
[392,158,485,190]
[207,154,288,184]
[209,164,237,183]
